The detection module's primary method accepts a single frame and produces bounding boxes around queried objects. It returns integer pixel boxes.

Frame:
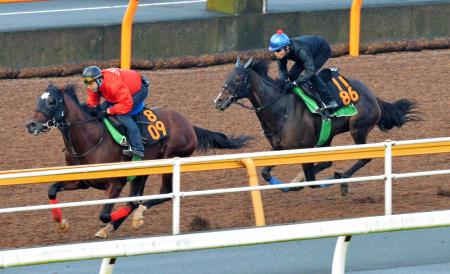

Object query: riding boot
[310,74,338,110]
[320,88,338,110]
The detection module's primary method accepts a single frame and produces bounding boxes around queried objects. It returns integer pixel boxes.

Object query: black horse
[215,58,420,194]
[26,84,250,238]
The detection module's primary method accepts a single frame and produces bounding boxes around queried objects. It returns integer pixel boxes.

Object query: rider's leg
[115,114,145,158]
[310,74,338,109]
[311,45,337,109]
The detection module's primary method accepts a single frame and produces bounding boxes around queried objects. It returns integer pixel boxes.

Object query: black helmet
[82,66,102,83]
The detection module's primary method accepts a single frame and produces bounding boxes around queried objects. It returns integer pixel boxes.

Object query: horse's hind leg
[48,181,89,232]
[335,128,373,196]
[107,176,148,232]
[132,174,172,229]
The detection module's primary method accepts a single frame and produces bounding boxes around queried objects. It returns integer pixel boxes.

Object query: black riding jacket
[277,35,329,83]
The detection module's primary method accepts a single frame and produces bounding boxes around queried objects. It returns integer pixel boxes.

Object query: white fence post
[99,257,116,274]
[172,157,181,235]
[384,141,394,215]
[332,235,352,274]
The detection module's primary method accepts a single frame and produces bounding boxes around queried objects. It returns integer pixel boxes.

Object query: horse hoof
[132,217,144,229]
[334,171,344,179]
[95,224,114,239]
[57,219,69,233]
[340,183,350,196]
[132,205,146,229]
[95,228,109,239]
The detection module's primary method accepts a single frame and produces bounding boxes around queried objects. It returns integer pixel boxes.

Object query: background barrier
[1,1,449,70]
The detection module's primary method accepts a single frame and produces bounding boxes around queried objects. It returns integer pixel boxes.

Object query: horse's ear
[46,83,59,92]
[235,55,241,67]
[244,57,253,70]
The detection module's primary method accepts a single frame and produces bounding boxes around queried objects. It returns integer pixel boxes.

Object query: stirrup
[122,148,133,157]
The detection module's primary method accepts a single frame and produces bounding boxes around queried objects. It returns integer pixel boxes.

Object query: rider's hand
[284,81,297,91]
[97,109,108,119]
[87,107,99,117]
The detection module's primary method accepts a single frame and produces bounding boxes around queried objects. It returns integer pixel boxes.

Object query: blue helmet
[268,29,291,51]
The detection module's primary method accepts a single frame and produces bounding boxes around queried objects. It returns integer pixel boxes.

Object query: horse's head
[26,84,65,135]
[214,56,253,111]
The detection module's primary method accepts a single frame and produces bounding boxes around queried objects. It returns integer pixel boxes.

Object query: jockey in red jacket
[83,66,150,159]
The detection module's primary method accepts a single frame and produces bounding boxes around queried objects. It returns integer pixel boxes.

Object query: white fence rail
[0,137,449,273]
[1,210,450,268]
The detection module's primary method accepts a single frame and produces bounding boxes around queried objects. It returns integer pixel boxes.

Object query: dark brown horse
[26,84,250,238]
[215,58,420,194]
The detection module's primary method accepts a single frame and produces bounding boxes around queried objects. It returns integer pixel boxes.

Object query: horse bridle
[36,92,105,159]
[219,67,290,113]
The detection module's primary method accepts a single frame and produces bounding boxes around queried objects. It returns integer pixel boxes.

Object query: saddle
[291,68,359,147]
[105,107,169,147]
[293,68,359,117]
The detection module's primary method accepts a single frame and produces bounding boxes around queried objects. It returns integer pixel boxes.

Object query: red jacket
[86,68,142,115]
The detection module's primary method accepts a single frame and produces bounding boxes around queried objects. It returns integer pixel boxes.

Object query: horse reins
[227,71,290,113]
[225,69,290,137]
[58,117,104,159]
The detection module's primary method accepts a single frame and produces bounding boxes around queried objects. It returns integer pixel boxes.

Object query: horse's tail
[376,98,422,131]
[193,126,252,152]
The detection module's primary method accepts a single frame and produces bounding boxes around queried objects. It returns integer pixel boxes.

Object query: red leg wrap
[50,199,62,223]
[110,206,132,222]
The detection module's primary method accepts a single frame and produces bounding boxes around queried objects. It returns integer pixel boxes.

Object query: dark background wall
[0,3,449,69]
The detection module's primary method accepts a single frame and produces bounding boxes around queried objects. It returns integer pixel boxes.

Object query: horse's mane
[249,59,285,90]
[62,83,90,113]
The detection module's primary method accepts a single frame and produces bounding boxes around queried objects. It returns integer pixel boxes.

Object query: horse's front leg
[262,165,295,192]
[95,179,127,239]
[48,180,90,233]
[261,166,274,182]
[290,162,333,184]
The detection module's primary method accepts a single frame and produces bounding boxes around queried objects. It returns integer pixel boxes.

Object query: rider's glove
[87,106,99,117]
[96,109,108,119]
[284,81,297,91]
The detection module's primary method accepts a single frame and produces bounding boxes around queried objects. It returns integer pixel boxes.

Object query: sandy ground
[0,49,449,249]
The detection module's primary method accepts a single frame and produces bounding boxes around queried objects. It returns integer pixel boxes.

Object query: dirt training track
[0,49,449,249]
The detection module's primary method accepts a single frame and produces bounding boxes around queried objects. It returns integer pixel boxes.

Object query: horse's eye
[47,96,56,106]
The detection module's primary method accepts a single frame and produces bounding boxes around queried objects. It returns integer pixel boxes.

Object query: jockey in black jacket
[268,29,338,110]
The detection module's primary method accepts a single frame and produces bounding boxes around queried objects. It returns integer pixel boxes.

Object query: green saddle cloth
[291,87,358,147]
[102,118,141,182]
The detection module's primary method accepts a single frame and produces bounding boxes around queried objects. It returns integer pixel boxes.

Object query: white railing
[0,137,449,273]
[1,210,450,270]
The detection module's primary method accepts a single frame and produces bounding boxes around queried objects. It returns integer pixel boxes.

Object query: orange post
[241,158,266,226]
[121,0,139,69]
[349,0,363,57]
